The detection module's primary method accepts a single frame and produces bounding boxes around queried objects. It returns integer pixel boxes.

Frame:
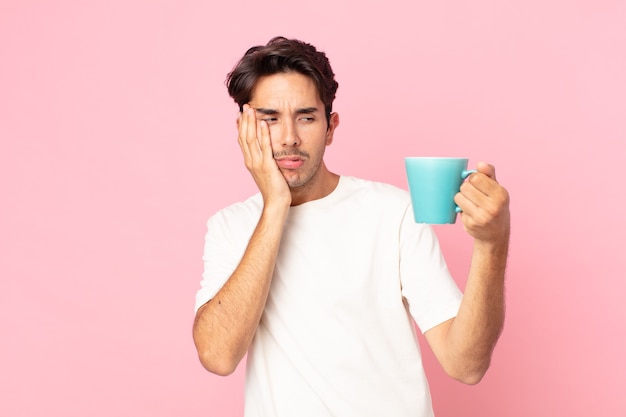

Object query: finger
[456,188,497,230]
[476,161,496,180]
[459,180,487,207]
[257,119,272,158]
[462,176,506,212]
[455,189,479,217]
[245,106,261,156]
[459,179,510,220]
[470,172,507,203]
[239,105,261,168]
[237,115,252,167]
[237,105,249,150]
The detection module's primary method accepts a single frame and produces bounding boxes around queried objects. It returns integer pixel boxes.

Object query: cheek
[268,123,281,136]
[268,125,282,147]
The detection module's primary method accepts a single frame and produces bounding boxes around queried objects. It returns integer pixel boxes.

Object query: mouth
[275,156,305,170]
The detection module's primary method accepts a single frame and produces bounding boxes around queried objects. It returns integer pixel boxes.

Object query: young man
[193,36,510,417]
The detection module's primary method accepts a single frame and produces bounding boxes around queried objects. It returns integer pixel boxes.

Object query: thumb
[476,161,496,180]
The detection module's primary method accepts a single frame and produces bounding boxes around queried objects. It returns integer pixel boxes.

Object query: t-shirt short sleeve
[398,206,463,333]
[194,206,256,312]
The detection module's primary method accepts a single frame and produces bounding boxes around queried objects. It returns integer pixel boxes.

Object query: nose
[279,119,300,147]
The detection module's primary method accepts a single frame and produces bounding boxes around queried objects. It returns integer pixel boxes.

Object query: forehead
[250,72,322,108]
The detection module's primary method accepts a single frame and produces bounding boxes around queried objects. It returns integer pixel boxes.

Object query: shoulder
[333,176,412,225]
[340,176,410,205]
[206,193,263,232]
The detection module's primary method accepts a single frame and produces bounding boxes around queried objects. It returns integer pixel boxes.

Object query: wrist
[262,198,290,219]
[473,230,510,256]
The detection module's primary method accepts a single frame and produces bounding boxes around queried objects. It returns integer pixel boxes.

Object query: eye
[299,117,315,123]
[262,117,278,124]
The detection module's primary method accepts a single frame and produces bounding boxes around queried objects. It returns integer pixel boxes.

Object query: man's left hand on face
[454,161,511,244]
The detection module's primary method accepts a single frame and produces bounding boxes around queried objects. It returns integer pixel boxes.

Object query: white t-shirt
[196,176,463,417]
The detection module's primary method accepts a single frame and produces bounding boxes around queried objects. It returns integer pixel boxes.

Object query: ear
[325,112,340,146]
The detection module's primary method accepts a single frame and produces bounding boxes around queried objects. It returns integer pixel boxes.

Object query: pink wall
[2,1,624,416]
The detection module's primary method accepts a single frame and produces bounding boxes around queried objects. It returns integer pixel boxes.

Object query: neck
[290,165,339,206]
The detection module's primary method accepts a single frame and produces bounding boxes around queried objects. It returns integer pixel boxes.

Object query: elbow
[444,358,491,385]
[197,349,240,377]
[193,330,241,376]
[193,306,242,377]
[452,368,488,385]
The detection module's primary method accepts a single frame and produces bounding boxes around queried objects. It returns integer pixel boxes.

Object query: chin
[285,174,311,190]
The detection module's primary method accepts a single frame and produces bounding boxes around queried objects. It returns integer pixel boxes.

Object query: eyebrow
[254,107,319,115]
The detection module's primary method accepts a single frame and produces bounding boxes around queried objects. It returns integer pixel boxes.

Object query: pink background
[2,1,625,416]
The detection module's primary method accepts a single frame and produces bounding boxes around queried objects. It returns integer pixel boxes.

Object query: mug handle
[455,169,478,213]
[462,169,477,179]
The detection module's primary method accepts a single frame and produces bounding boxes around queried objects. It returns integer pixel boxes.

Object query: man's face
[248,72,338,190]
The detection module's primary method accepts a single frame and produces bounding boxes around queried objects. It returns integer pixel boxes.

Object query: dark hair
[226,36,339,125]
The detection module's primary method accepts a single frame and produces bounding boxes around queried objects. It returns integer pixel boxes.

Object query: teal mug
[405,157,477,224]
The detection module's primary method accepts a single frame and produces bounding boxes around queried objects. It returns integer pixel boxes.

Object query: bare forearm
[426,162,510,383]
[446,236,508,382]
[193,203,288,375]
